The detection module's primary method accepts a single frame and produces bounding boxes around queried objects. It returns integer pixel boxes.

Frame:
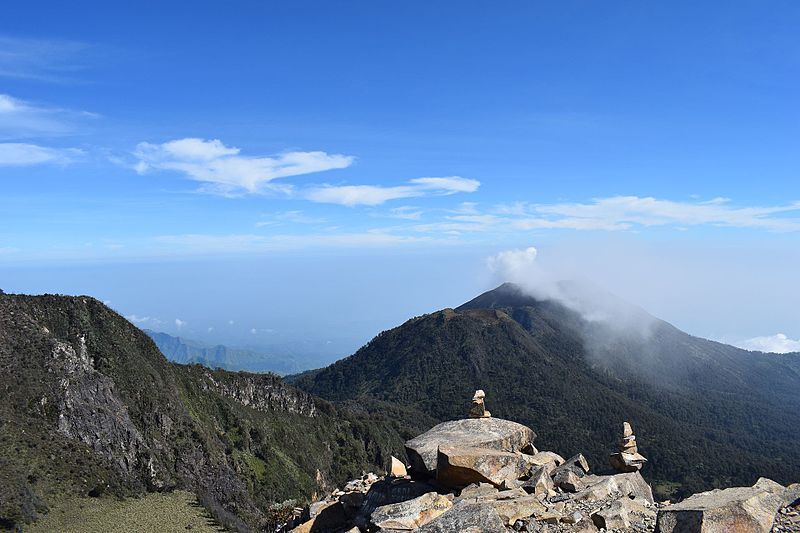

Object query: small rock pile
[285,392,798,533]
[772,486,800,533]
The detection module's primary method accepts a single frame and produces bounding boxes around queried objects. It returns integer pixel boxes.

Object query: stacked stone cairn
[609,421,648,473]
[469,389,491,418]
[285,391,798,533]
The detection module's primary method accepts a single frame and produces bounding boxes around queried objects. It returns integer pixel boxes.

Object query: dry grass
[27,491,227,533]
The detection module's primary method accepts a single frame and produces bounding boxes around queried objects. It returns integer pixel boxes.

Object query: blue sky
[2,1,800,358]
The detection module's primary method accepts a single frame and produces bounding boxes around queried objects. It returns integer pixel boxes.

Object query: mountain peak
[457,282,540,311]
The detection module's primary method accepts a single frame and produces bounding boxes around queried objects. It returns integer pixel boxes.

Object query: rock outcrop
[655,477,787,533]
[370,491,452,530]
[0,293,394,532]
[404,417,535,476]
[287,394,798,533]
[436,446,532,489]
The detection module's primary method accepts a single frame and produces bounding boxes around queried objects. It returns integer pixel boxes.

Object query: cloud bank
[736,333,800,354]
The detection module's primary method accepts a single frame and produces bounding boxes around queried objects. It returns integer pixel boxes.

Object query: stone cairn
[610,421,648,472]
[468,389,491,418]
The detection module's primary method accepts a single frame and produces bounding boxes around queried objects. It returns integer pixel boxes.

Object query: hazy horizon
[2,2,799,360]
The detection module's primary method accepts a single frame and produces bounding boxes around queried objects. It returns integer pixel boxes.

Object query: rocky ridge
[0,293,400,531]
[286,392,800,533]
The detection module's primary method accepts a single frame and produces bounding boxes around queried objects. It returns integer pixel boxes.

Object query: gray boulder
[575,472,654,504]
[655,477,786,533]
[436,446,530,489]
[415,499,507,533]
[370,491,452,530]
[405,418,535,476]
[592,499,632,530]
[521,465,554,498]
[553,469,584,493]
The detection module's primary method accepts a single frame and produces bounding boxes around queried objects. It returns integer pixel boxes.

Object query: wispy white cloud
[411,196,800,235]
[0,94,84,139]
[0,94,93,166]
[152,231,435,255]
[175,318,187,328]
[388,206,424,220]
[0,36,93,82]
[133,138,354,195]
[306,176,480,206]
[255,210,325,227]
[735,333,800,354]
[125,314,163,327]
[0,142,83,166]
[529,196,800,231]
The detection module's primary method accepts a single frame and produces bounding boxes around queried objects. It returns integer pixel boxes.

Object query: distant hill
[295,282,800,500]
[0,293,400,531]
[144,330,301,375]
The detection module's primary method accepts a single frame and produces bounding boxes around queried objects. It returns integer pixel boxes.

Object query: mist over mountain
[296,282,800,499]
[144,330,304,375]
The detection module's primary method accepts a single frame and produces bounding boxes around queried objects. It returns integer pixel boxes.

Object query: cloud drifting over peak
[736,333,800,354]
[134,138,355,195]
[306,176,480,206]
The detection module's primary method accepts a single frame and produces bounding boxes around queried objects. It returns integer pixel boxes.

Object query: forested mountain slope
[296,283,800,499]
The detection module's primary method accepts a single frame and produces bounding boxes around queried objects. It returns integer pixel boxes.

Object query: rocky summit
[285,391,800,533]
[404,416,536,476]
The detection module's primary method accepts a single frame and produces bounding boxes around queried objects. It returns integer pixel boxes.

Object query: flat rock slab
[576,472,654,504]
[358,478,437,518]
[370,491,452,530]
[415,500,507,533]
[487,494,547,525]
[405,418,536,476]
[656,477,785,533]
[436,446,530,489]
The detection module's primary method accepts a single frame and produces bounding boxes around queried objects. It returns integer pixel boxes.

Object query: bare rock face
[436,446,531,489]
[553,469,585,493]
[358,478,437,520]
[405,417,536,476]
[369,491,452,530]
[292,500,347,533]
[415,499,507,533]
[390,456,407,477]
[521,465,554,498]
[575,472,655,503]
[483,493,547,525]
[655,477,786,533]
[592,499,633,530]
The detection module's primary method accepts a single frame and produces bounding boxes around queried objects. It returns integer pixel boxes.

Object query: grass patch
[234,450,267,482]
[27,491,226,533]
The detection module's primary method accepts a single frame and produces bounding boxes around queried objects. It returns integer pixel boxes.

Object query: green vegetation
[0,293,399,531]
